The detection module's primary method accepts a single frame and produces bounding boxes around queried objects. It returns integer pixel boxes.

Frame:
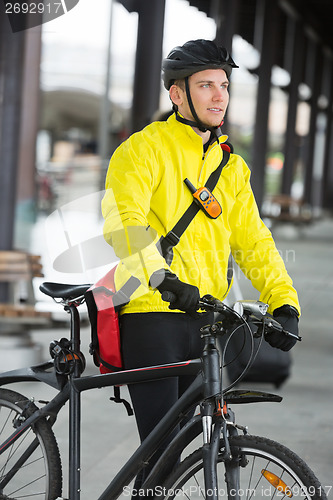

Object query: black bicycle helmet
[162,39,238,90]
[162,39,238,134]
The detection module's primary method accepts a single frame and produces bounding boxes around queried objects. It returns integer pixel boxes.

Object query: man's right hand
[266,305,300,351]
[150,270,200,314]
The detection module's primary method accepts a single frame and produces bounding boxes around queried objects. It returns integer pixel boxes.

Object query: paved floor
[1,217,333,499]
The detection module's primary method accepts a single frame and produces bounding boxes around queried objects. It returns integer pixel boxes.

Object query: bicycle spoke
[0,424,32,474]
[181,487,191,500]
[0,442,43,490]
[246,455,257,500]
[248,457,271,499]
[0,408,13,437]
[6,472,45,498]
[0,427,40,487]
[193,473,205,498]
[2,430,31,472]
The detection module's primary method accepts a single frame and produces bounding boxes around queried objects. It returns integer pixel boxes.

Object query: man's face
[171,68,230,128]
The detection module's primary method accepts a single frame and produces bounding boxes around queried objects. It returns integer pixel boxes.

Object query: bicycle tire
[0,388,62,500]
[160,434,327,500]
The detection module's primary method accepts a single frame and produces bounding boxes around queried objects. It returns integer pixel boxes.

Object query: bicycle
[0,281,328,500]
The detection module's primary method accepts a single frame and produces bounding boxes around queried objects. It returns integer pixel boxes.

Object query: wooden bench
[0,250,51,327]
[262,195,314,225]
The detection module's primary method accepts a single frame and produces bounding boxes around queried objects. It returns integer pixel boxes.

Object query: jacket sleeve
[228,159,300,315]
[101,137,170,288]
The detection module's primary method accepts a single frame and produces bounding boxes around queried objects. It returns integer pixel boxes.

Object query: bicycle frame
[0,360,204,498]
[0,302,282,500]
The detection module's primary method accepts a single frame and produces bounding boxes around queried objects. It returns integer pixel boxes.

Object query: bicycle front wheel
[161,434,327,500]
[0,388,62,500]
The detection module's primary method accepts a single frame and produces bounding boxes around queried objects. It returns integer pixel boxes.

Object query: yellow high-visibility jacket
[102,113,300,315]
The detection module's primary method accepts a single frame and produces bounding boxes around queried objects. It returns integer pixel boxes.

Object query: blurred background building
[1,0,333,286]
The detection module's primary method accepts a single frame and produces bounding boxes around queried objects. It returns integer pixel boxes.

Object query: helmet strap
[178,77,223,141]
[184,76,208,133]
[175,112,222,144]
[175,112,201,129]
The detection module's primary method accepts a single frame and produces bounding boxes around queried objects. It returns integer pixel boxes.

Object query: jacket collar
[167,112,228,149]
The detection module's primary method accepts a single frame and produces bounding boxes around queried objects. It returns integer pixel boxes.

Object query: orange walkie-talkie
[184,178,222,219]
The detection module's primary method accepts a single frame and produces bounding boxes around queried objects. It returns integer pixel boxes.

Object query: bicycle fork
[222,419,242,500]
[202,403,242,500]
[201,401,222,500]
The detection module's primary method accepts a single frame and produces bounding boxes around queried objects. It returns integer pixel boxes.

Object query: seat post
[66,303,81,363]
[66,303,82,500]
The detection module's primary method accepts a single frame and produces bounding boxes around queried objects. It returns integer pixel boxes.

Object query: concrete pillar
[0,8,43,367]
[322,54,333,211]
[323,122,333,212]
[281,19,304,196]
[98,0,114,191]
[214,0,239,49]
[15,25,42,249]
[131,0,166,132]
[213,0,240,135]
[303,39,323,205]
[0,8,25,301]
[0,10,25,251]
[250,0,280,208]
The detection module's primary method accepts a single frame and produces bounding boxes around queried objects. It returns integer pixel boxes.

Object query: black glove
[266,305,300,351]
[150,270,200,315]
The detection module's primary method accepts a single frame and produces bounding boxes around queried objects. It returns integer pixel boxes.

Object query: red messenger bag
[85,267,140,374]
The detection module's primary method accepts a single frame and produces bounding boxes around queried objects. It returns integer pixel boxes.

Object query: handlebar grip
[161,291,177,303]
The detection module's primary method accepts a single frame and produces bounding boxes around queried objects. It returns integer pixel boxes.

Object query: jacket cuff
[273,304,299,319]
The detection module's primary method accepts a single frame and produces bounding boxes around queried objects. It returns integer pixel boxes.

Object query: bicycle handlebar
[161,291,302,342]
[161,291,235,314]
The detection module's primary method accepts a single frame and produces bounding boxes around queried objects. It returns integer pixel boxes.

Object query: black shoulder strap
[113,275,141,309]
[159,147,230,263]
[117,144,231,291]
[110,386,134,416]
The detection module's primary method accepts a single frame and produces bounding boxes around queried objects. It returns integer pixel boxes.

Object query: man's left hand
[266,305,300,351]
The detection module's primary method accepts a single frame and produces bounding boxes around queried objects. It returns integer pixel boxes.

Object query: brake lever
[264,316,302,341]
[200,294,239,317]
[198,294,223,310]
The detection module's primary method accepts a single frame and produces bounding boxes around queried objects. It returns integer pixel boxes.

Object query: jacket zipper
[198,140,223,184]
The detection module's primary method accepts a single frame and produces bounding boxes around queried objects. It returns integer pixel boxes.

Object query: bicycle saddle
[40,282,91,300]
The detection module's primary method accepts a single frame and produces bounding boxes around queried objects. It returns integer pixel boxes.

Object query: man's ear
[169,84,184,107]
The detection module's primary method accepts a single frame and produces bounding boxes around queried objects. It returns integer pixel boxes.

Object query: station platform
[1,216,332,498]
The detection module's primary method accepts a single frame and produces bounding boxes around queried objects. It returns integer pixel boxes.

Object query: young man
[102,39,300,493]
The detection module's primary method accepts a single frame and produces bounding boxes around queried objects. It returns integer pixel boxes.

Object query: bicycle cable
[220,312,265,395]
